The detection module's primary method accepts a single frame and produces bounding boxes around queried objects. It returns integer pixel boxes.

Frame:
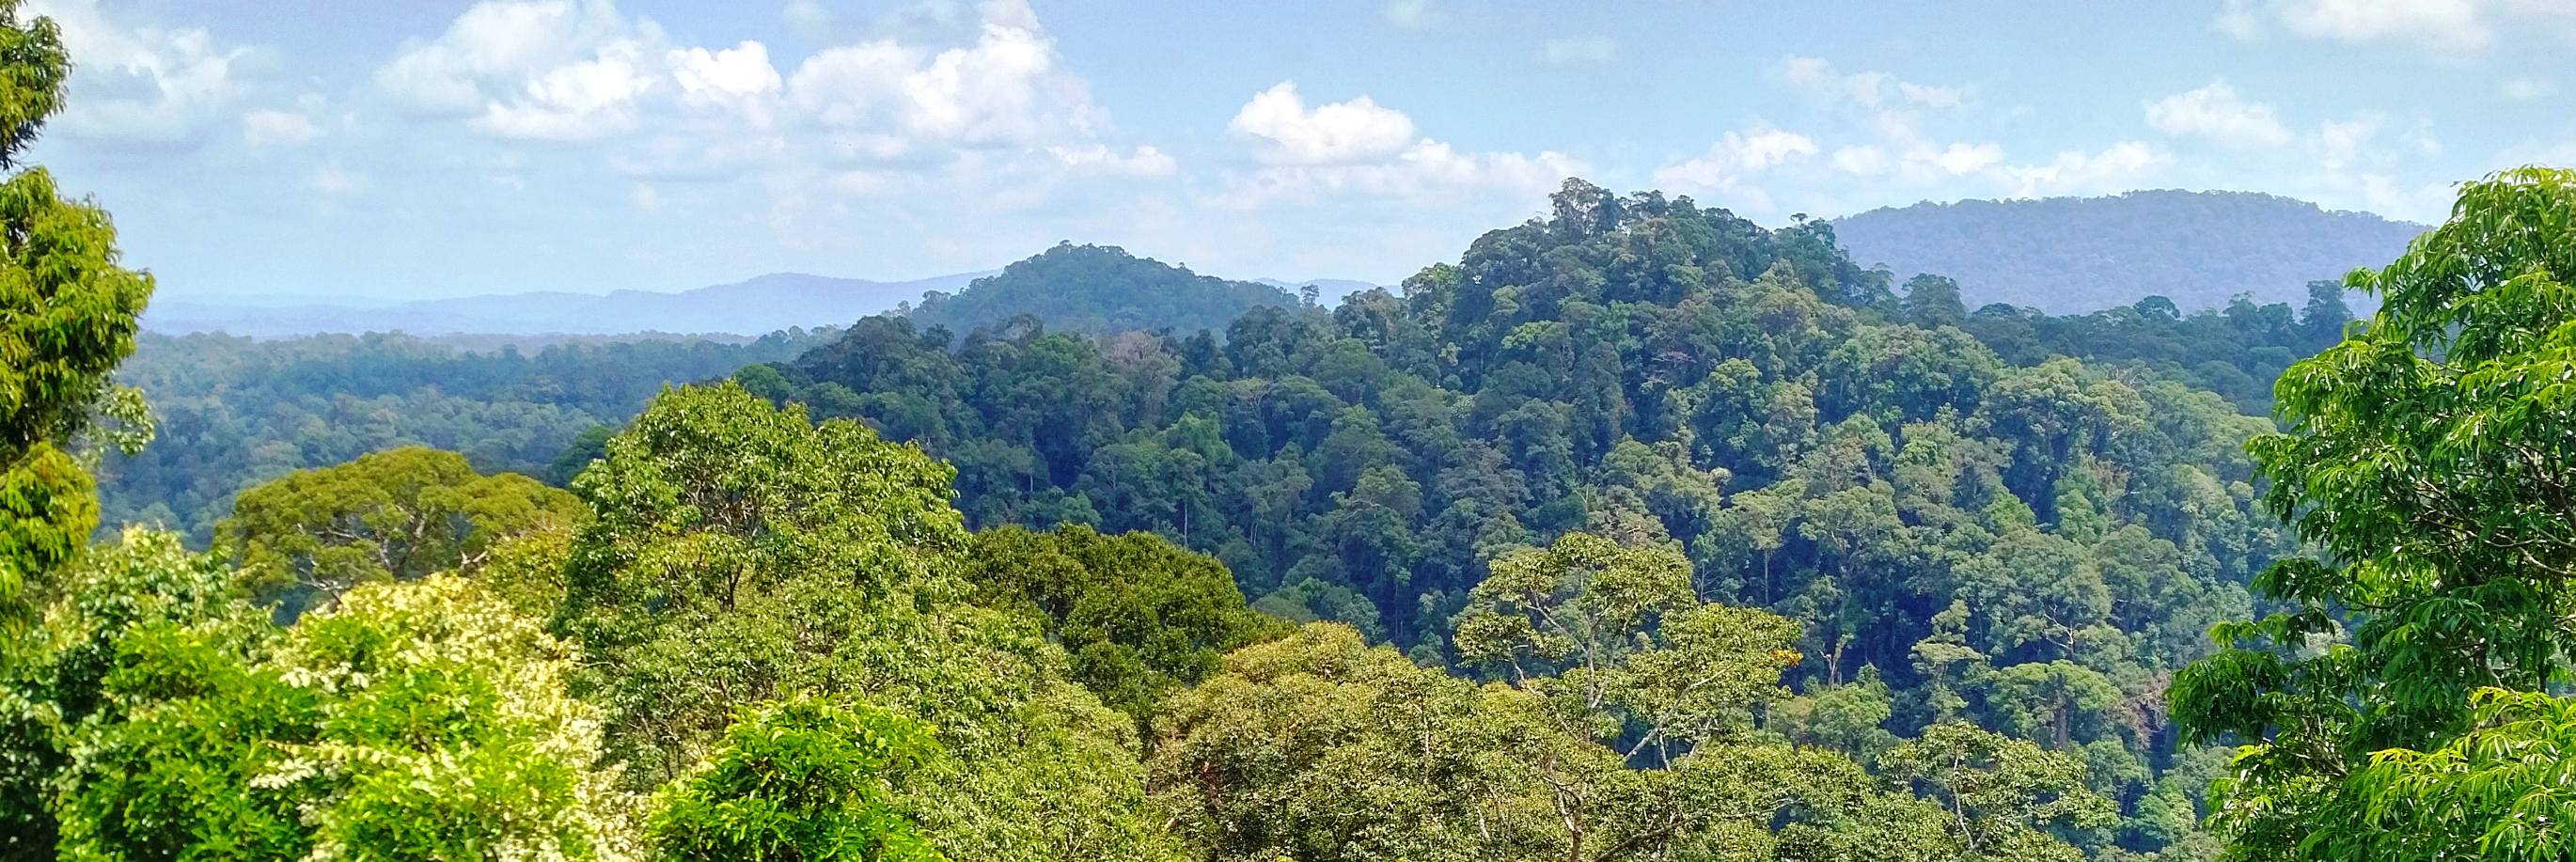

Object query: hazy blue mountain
[1830,190,2427,314]
[910,243,1300,337]
[143,271,990,337]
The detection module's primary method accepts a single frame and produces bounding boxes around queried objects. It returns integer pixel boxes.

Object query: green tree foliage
[0,529,255,861]
[1879,722,2116,861]
[759,178,2286,854]
[959,525,1285,731]
[2169,167,2576,860]
[909,243,1297,339]
[99,328,841,543]
[0,0,149,631]
[215,446,585,618]
[651,695,944,862]
[1953,286,2354,414]
[1149,558,2089,862]
[556,382,1181,861]
[21,541,636,862]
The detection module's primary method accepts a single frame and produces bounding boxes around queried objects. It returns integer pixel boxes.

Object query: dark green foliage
[908,243,1297,339]
[760,179,2288,856]
[651,696,945,862]
[1832,189,2423,314]
[99,327,840,543]
[960,525,1286,729]
[1954,287,2354,415]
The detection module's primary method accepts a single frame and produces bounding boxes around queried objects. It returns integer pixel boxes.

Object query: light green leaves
[651,695,945,862]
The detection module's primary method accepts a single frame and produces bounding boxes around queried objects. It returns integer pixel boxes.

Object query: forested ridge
[1830,190,2421,314]
[747,180,2301,855]
[9,4,2576,858]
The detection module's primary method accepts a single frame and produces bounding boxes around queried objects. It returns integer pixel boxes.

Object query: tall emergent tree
[2171,167,2576,860]
[216,446,585,618]
[0,0,151,630]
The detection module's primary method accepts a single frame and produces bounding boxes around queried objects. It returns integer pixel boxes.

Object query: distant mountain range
[141,272,992,338]
[143,188,2421,339]
[1829,189,2427,314]
[144,268,1390,339]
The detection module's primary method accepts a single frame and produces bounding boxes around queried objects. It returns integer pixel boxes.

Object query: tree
[2170,167,2576,859]
[0,529,255,861]
[47,566,638,862]
[957,525,1284,733]
[0,0,150,630]
[216,446,585,618]
[555,382,1181,862]
[1148,621,1968,862]
[651,695,944,862]
[1878,723,2114,862]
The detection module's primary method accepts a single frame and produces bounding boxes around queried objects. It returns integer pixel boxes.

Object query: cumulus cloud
[31,0,249,143]
[1228,83,1415,165]
[376,0,666,140]
[1657,126,1817,189]
[2144,82,2294,149]
[1539,36,1619,67]
[787,1,1102,153]
[1999,142,2167,196]
[1223,81,1579,204]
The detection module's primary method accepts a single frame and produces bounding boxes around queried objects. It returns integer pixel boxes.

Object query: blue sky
[25,0,2573,300]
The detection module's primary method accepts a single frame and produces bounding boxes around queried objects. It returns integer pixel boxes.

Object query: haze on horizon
[26,0,2570,300]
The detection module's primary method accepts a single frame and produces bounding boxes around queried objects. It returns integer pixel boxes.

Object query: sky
[23,0,2574,301]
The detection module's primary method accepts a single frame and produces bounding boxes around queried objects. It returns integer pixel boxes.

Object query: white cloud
[786,0,1100,153]
[2212,0,2576,53]
[1049,143,1178,179]
[2144,82,2294,149]
[1222,82,1579,204]
[377,0,666,140]
[675,41,782,99]
[1385,0,1444,30]
[1228,82,1416,166]
[1772,55,1963,109]
[1999,142,2167,196]
[242,109,321,144]
[1654,126,1820,208]
[1539,36,1620,67]
[31,0,248,143]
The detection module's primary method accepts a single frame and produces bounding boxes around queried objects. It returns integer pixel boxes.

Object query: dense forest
[10,7,2576,859]
[748,180,2301,855]
[97,328,841,542]
[1830,190,2420,314]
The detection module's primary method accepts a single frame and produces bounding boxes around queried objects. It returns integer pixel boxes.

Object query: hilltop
[909,243,1301,337]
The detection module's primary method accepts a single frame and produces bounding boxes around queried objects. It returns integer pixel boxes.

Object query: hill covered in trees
[744,179,2302,857]
[908,243,1301,337]
[1830,190,2424,314]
